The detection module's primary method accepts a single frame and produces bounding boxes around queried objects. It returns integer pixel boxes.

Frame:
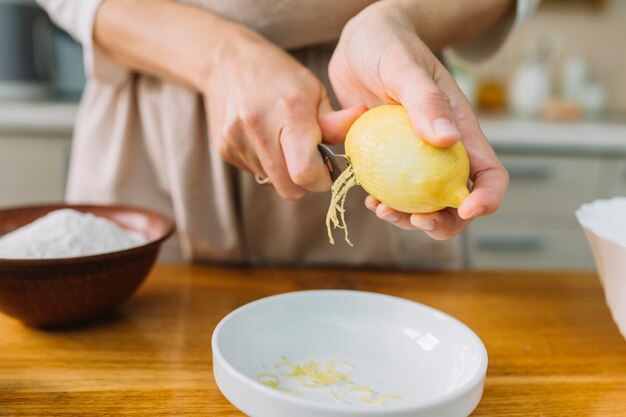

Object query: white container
[510,59,552,118]
[212,290,488,417]
[576,198,626,340]
[582,82,607,120]
[562,54,588,102]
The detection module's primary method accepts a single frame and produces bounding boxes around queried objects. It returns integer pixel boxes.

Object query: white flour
[0,209,147,259]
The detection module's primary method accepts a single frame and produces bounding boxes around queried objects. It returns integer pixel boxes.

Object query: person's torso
[181,0,378,49]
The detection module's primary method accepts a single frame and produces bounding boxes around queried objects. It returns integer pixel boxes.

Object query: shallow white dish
[212,290,488,417]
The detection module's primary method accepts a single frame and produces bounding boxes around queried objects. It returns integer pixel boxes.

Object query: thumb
[399,69,461,148]
[318,102,367,145]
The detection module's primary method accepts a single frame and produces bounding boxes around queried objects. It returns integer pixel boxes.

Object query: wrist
[194,20,268,94]
[360,0,516,52]
[353,0,417,33]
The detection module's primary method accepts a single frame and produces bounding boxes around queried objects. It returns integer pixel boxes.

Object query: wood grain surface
[1,264,625,416]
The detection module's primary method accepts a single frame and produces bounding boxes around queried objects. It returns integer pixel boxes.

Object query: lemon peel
[259,356,403,406]
[325,166,358,246]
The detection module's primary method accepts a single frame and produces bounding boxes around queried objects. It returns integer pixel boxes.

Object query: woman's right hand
[202,27,364,200]
[89,0,363,201]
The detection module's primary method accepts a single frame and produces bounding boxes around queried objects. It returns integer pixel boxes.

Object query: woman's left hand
[329,2,508,240]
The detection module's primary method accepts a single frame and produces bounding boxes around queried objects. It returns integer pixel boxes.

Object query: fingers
[278,95,334,193]
[319,104,368,145]
[245,92,341,197]
[434,76,509,221]
[365,196,470,239]
[224,92,362,198]
[392,62,508,222]
[219,125,267,176]
[275,97,367,194]
[410,209,470,241]
[209,99,267,176]
[240,107,306,200]
[396,65,461,148]
[365,196,413,231]
[365,99,507,238]
[365,196,415,230]
[458,164,509,220]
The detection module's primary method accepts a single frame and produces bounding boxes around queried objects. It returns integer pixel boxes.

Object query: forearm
[373,0,515,51]
[93,0,261,91]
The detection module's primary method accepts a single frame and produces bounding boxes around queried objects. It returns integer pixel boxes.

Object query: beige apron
[65,0,465,268]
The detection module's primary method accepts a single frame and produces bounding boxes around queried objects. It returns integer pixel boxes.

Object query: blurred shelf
[480,117,626,156]
[2,98,626,155]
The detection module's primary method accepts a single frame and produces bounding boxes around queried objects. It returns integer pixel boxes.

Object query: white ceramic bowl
[577,197,626,340]
[212,290,488,417]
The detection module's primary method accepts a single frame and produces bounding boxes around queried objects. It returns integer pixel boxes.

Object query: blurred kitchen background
[1,0,625,270]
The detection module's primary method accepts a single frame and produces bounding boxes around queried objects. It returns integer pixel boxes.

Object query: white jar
[510,58,552,118]
[562,54,588,102]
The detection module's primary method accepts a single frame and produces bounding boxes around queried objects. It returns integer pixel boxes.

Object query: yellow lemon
[345,104,469,213]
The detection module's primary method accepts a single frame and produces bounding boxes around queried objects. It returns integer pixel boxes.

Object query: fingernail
[382,212,400,223]
[433,118,461,139]
[412,219,436,231]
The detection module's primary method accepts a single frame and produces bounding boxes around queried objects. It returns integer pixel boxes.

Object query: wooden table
[1,264,625,416]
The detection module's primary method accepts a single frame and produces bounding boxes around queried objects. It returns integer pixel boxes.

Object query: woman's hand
[203,28,364,200]
[91,0,364,201]
[329,3,509,240]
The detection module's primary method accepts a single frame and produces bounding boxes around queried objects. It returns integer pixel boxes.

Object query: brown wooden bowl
[0,203,175,328]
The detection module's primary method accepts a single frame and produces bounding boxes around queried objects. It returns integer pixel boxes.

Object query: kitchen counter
[1,264,625,416]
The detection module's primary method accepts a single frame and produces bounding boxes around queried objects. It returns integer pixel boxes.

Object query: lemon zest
[262,356,403,407]
[256,373,279,389]
[256,372,303,397]
[325,165,358,246]
[348,385,373,403]
[276,356,350,387]
[374,392,404,406]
